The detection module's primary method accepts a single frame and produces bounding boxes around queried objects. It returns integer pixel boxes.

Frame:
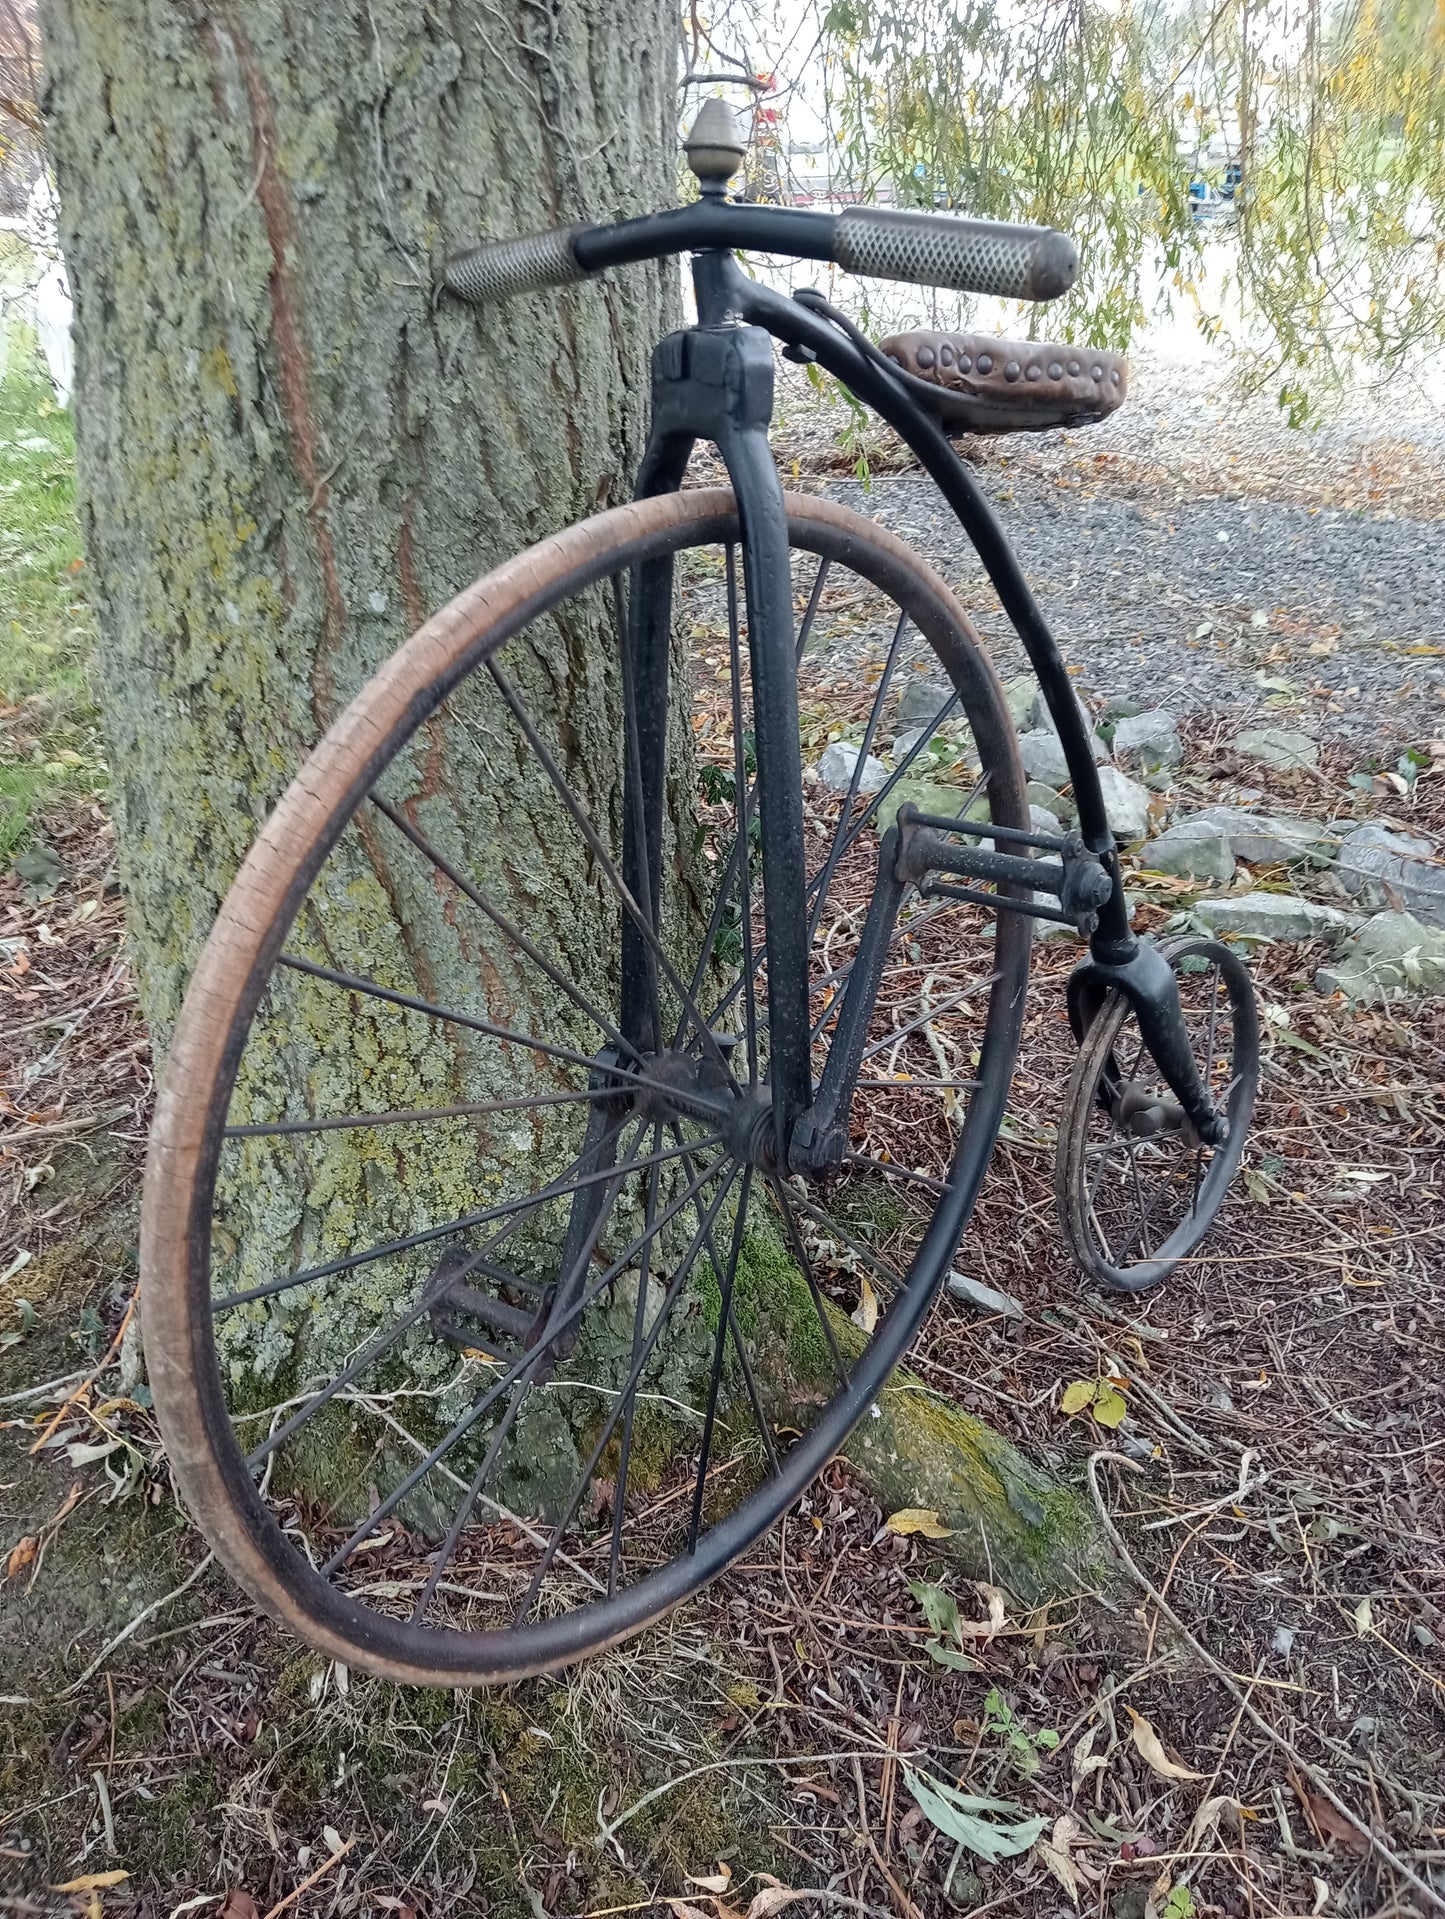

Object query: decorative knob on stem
[685,97,746,196]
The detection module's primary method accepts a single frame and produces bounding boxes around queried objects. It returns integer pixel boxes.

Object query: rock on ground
[1315,912,1445,1003]
[1096,765,1152,842]
[1145,817,1235,884]
[1017,729,1073,789]
[1027,679,1095,741]
[1194,893,1357,943]
[817,740,888,794]
[1187,806,1331,867]
[1232,726,1320,772]
[1333,822,1445,928]
[896,674,955,729]
[1112,708,1183,782]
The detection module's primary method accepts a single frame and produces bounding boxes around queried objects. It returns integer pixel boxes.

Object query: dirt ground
[2,350,1444,1919]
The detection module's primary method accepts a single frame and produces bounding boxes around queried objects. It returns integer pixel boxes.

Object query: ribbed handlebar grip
[442,226,589,303]
[833,208,1077,301]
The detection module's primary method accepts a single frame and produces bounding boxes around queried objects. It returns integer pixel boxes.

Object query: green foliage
[981,1684,1060,1779]
[811,0,1445,401]
[0,341,102,860]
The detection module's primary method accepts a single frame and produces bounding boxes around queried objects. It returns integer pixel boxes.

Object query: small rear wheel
[1054,937,1259,1293]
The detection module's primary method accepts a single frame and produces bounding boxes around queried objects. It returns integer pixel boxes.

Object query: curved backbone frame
[725,265,1135,963]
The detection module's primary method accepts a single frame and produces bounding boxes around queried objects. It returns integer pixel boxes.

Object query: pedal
[423,1245,539,1356]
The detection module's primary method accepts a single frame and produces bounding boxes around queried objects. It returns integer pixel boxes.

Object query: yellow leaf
[1060,1379,1096,1417]
[1126,1708,1204,1782]
[1093,1387,1128,1430]
[49,1873,130,1892]
[687,1866,733,1894]
[851,1276,879,1334]
[885,1507,953,1539]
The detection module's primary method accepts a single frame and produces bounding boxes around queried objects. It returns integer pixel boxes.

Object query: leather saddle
[879,330,1127,435]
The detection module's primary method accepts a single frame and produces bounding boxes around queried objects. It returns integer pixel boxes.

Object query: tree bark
[38,0,677,1032]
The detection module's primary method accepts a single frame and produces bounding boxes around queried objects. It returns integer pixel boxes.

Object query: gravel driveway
[785,347,1445,755]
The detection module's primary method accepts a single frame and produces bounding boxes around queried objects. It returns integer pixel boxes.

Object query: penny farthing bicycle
[142,102,1259,1684]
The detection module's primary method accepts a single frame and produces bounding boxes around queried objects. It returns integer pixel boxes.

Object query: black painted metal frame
[623,243,1226,1150]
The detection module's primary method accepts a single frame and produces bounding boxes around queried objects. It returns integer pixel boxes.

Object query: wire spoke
[795,556,831,662]
[512,1159,742,1623]
[805,608,909,945]
[842,1151,948,1197]
[686,1164,753,1554]
[409,1380,534,1624]
[706,752,988,1037]
[319,1134,731,1578]
[486,660,737,1086]
[668,1126,780,1479]
[224,1084,629,1141]
[275,952,645,1085]
[775,1179,907,1298]
[767,1173,851,1388]
[246,1116,650,1471]
[368,791,639,1063]
[857,972,1001,1064]
[215,1126,717,1313]
[1122,1138,1157,1262]
[608,1125,664,1598]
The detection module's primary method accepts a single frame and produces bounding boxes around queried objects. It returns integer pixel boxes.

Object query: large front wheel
[141,488,1030,1684]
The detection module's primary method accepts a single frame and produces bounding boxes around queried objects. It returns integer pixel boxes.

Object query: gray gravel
[827,469,1444,750]
[786,348,1445,754]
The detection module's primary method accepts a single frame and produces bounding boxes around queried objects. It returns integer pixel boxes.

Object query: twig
[597,1746,920,1851]
[28,1295,135,1455]
[259,1836,356,1919]
[851,1754,923,1919]
[1087,1452,1445,1915]
[61,1553,214,1698]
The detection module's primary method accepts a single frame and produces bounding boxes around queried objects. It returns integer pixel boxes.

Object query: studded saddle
[878,330,1127,435]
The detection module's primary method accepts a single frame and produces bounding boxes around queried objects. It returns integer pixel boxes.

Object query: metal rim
[1055,936,1259,1294]
[141,488,1031,1684]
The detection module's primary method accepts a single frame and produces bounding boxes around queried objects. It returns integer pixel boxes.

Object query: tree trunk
[38,1,1105,1605]
[38,0,677,1033]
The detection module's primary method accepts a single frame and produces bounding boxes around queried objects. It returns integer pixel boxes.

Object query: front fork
[627,292,814,1164]
[619,266,1224,1181]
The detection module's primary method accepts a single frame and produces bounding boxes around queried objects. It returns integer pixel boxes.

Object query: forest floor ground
[1,343,1443,1919]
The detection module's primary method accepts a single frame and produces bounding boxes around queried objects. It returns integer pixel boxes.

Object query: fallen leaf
[1092,1386,1128,1429]
[850,1275,878,1334]
[904,1767,1046,1861]
[1126,1708,1204,1782]
[686,1866,733,1894]
[665,1903,712,1919]
[1060,1379,1095,1416]
[5,1536,38,1581]
[1352,1597,1372,1634]
[886,1507,952,1539]
[1071,1724,1110,1791]
[1291,1775,1368,1853]
[959,1586,1008,1642]
[48,1873,130,1893]
[747,1887,809,1919]
[216,1893,261,1919]
[1186,1794,1240,1851]
[1036,1812,1089,1905]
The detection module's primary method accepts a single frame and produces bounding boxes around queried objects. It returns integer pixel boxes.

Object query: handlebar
[442,199,1077,307]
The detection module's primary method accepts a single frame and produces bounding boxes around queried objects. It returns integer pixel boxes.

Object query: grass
[0,328,104,863]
